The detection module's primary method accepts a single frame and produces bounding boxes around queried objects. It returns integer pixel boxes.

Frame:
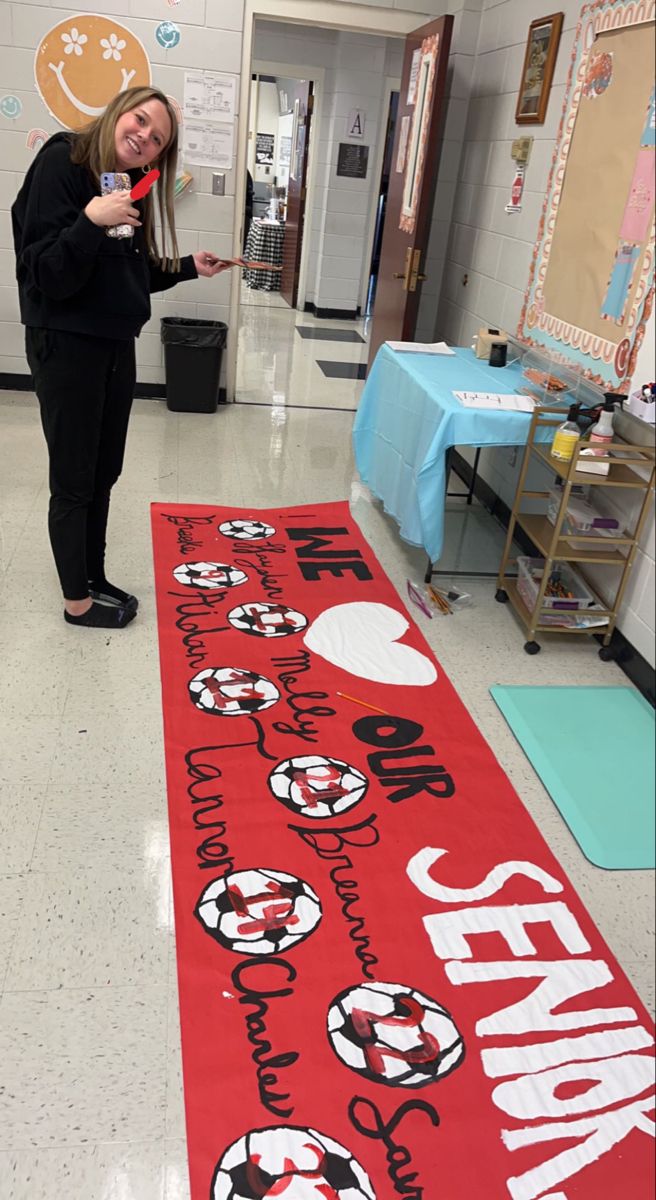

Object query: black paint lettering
[231,958,299,1119]
[286,527,361,557]
[354,715,424,748]
[299,560,373,581]
[289,812,381,858]
[349,1095,439,1197]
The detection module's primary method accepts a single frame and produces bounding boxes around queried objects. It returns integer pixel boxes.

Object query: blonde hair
[71,86,181,270]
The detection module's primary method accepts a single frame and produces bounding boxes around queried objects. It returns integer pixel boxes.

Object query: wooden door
[367,15,453,369]
[280,81,313,309]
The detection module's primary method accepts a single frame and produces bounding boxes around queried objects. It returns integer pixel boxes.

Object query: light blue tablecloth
[352,345,552,562]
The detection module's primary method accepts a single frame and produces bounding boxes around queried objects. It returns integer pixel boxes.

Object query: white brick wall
[0,0,240,384]
[430,0,655,666]
[0,0,473,376]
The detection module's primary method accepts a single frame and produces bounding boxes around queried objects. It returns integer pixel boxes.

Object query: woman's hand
[85,193,141,228]
[193,251,232,277]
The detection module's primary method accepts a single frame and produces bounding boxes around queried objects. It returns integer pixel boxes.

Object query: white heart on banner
[304,601,437,687]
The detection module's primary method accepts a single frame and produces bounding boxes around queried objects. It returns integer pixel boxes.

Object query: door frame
[358,74,401,315]
[251,59,325,315]
[228,0,430,400]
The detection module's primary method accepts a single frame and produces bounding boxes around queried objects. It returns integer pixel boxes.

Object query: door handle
[393,247,413,289]
[393,248,426,290]
[408,249,426,292]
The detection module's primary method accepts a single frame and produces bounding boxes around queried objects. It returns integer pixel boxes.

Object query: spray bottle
[586,395,616,455]
[551,404,581,462]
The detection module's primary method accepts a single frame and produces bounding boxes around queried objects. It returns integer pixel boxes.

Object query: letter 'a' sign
[347,108,366,138]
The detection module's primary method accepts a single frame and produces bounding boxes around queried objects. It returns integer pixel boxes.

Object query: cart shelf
[495,404,655,657]
[516,514,632,565]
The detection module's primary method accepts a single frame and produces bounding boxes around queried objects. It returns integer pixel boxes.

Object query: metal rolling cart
[495,404,655,657]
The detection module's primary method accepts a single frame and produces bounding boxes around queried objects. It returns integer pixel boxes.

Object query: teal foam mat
[490,685,655,870]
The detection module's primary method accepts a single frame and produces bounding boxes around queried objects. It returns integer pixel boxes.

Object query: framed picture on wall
[515,13,564,125]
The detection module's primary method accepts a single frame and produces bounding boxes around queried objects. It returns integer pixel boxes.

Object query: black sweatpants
[25,327,136,600]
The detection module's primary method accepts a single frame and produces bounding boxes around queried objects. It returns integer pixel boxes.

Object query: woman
[11,86,229,628]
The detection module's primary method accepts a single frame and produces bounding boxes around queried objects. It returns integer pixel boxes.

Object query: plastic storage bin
[517,556,596,613]
[161,317,227,413]
[546,490,620,536]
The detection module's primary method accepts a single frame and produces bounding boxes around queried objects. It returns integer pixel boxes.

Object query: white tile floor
[236,280,368,410]
[0,298,654,1197]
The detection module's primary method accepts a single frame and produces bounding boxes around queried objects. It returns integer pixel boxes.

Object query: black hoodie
[11,132,197,340]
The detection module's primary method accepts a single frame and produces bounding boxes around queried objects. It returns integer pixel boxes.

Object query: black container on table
[161,317,227,412]
[488,341,508,368]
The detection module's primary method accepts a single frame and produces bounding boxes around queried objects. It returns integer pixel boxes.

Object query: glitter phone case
[100,172,133,239]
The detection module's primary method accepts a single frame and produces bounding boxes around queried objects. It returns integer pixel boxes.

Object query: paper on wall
[184,70,237,120]
[183,120,234,169]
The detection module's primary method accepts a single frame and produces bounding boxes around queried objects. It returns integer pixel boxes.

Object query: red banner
[151,501,655,1200]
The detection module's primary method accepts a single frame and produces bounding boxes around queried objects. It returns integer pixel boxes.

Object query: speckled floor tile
[165,1140,191,1200]
[0,714,60,788]
[0,875,27,993]
[46,708,166,791]
[5,867,171,992]
[166,1019,187,1142]
[0,611,78,716]
[0,1139,189,1199]
[0,509,33,573]
[30,781,169,873]
[0,986,167,1148]
[0,786,44,875]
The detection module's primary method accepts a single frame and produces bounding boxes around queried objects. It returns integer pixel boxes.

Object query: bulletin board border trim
[518,0,656,389]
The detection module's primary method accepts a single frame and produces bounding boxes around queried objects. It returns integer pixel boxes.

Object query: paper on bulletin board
[182,120,234,168]
[542,23,655,345]
[184,69,237,120]
[407,48,421,104]
[396,114,410,173]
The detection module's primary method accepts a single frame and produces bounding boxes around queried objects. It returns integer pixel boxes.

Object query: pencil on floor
[428,585,451,614]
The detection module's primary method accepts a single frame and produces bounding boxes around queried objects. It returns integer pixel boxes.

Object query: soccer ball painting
[211,1125,376,1200]
[219,518,276,541]
[327,981,465,1089]
[195,868,322,956]
[172,561,247,590]
[189,667,280,717]
[268,755,369,820]
[228,602,308,639]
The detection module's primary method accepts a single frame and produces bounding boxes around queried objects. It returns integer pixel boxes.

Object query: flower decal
[61,27,87,56]
[100,33,126,62]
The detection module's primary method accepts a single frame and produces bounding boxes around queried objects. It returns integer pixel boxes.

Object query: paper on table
[385,340,455,355]
[455,391,535,412]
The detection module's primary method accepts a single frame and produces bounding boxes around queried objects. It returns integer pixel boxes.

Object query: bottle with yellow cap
[551,404,581,463]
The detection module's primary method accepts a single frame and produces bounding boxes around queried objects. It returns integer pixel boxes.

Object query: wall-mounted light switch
[212,173,225,196]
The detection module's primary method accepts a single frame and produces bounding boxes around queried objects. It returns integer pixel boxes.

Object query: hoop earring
[142,163,151,174]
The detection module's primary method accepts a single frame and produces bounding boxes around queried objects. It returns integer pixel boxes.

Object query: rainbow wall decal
[26,128,48,151]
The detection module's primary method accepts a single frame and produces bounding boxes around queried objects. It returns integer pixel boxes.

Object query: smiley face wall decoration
[34,15,151,130]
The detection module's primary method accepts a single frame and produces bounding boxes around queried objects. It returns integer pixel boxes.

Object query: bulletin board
[519,0,655,390]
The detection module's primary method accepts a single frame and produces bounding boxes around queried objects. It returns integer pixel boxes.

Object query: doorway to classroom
[242,65,316,315]
[235,16,404,411]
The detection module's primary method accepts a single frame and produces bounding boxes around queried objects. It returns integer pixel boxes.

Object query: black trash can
[161,317,227,413]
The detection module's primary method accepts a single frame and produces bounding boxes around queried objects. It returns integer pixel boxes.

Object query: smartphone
[100,172,133,239]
